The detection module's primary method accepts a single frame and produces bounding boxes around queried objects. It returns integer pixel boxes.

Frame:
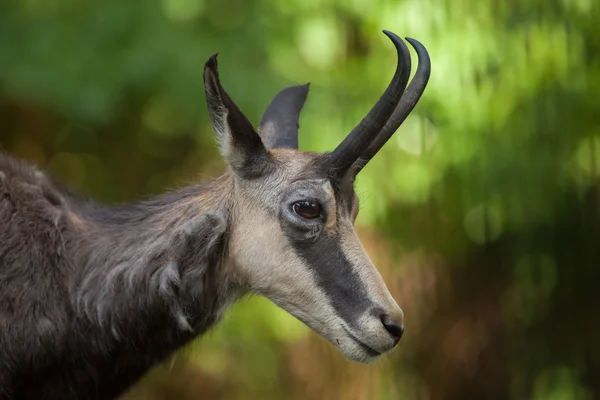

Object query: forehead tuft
[268,148,360,200]
[269,148,329,180]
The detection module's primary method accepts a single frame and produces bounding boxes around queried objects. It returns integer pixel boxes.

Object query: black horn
[327,30,412,177]
[259,83,310,149]
[353,38,431,174]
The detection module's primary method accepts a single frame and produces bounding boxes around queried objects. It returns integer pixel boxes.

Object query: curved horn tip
[405,38,431,64]
[380,30,411,68]
[405,37,431,76]
[381,29,404,44]
[404,37,427,52]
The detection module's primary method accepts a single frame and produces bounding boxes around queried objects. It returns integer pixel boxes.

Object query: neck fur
[65,173,240,359]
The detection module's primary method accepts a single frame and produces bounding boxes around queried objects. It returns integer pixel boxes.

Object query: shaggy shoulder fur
[0,153,236,400]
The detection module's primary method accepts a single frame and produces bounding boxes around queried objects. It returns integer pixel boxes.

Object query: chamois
[0,30,430,399]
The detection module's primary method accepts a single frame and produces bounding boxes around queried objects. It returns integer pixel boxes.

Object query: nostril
[381,314,404,345]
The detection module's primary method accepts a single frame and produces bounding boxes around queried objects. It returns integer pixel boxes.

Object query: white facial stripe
[230,207,340,339]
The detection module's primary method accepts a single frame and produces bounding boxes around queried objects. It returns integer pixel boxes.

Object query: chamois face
[203,30,430,363]
[203,66,404,362]
[228,149,404,363]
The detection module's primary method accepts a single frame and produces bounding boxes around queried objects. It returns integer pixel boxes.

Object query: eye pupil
[293,201,321,219]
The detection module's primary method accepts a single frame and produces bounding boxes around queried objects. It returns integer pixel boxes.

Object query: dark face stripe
[287,232,371,330]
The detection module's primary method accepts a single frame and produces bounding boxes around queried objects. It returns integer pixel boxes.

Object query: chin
[337,340,384,364]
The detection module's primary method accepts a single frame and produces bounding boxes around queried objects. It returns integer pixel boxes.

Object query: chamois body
[0,154,236,399]
[0,30,430,400]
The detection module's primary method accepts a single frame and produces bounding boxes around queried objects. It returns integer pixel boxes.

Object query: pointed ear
[258,83,310,149]
[203,54,271,177]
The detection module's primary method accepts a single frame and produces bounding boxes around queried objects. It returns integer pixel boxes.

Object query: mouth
[342,327,382,358]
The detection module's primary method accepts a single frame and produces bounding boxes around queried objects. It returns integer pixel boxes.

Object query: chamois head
[203,30,430,363]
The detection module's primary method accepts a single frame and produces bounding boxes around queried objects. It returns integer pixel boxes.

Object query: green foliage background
[1,0,599,398]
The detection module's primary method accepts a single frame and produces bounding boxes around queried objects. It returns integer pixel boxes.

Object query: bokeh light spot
[396,117,437,156]
[296,17,344,70]
[464,204,504,244]
[161,0,205,22]
[575,135,600,177]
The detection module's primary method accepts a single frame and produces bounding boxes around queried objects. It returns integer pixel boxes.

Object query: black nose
[381,314,404,345]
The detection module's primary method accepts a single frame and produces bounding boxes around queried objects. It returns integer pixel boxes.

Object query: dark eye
[292,201,322,219]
